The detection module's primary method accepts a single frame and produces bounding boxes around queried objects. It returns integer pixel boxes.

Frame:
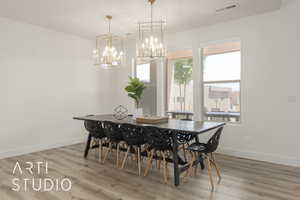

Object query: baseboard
[220,147,300,168]
[0,137,85,159]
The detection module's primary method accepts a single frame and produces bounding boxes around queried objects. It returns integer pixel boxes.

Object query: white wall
[0,17,115,158]
[113,38,136,112]
[116,1,300,167]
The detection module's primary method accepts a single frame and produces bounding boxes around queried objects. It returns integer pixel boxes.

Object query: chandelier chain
[108,19,111,33]
[106,15,112,33]
[151,1,153,32]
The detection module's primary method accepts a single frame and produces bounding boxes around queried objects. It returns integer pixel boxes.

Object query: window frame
[201,49,242,124]
[166,56,194,113]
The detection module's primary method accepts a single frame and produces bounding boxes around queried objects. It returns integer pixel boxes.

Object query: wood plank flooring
[0,143,299,200]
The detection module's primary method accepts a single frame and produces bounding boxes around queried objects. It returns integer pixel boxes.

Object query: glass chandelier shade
[136,0,166,61]
[93,16,125,69]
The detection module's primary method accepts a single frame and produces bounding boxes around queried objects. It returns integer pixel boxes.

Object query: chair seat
[90,131,106,139]
[187,143,207,152]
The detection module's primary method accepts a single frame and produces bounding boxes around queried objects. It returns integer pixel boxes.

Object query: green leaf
[124,76,147,105]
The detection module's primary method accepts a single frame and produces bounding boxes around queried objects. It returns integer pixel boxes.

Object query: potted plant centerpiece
[125,76,147,118]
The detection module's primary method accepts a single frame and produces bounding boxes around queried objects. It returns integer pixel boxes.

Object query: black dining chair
[186,127,224,191]
[102,121,124,167]
[84,120,106,162]
[119,123,145,175]
[143,126,173,183]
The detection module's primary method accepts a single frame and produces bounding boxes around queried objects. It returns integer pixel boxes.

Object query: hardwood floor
[0,143,299,200]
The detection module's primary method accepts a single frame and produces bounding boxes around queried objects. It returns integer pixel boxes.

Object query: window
[202,42,241,123]
[136,63,150,82]
[167,55,193,115]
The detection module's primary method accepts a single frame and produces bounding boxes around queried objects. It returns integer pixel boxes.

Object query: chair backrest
[176,131,195,145]
[143,126,173,151]
[206,127,224,153]
[120,123,145,146]
[102,121,123,142]
[84,120,105,138]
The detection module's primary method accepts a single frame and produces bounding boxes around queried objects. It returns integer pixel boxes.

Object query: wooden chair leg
[116,143,120,167]
[184,152,192,180]
[103,142,112,164]
[166,151,171,176]
[194,152,199,176]
[206,156,214,192]
[121,146,131,169]
[210,153,221,183]
[200,153,205,170]
[132,146,137,163]
[157,151,161,170]
[182,143,188,162]
[166,162,169,180]
[121,143,126,161]
[144,150,154,176]
[98,139,102,163]
[130,147,135,162]
[182,151,190,180]
[187,152,196,177]
[186,152,194,177]
[183,168,190,182]
[92,138,99,158]
[134,147,138,162]
[137,147,141,176]
[161,151,168,183]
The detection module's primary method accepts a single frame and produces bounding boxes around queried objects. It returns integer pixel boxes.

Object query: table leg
[172,134,180,186]
[84,133,92,158]
[200,155,205,170]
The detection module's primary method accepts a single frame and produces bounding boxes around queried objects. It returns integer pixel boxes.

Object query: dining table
[73,114,225,186]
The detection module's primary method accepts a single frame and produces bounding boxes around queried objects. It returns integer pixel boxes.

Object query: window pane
[136,63,150,82]
[203,51,241,81]
[167,58,193,114]
[204,82,240,122]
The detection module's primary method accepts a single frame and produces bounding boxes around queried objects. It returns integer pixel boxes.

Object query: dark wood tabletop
[73,114,225,135]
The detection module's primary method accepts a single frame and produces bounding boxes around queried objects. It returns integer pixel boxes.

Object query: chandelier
[136,0,166,61]
[93,16,124,69]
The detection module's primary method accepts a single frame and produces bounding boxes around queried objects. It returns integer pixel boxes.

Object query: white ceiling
[0,0,283,39]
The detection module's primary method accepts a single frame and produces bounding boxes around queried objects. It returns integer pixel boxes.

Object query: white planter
[133,108,143,119]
